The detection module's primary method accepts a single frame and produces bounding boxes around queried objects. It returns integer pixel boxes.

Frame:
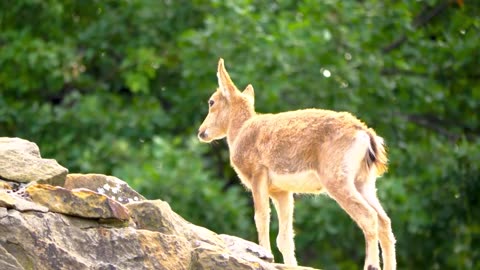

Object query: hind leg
[356,177,396,270]
[324,177,381,270]
[321,131,381,269]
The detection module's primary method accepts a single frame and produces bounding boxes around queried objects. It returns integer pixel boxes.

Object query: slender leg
[251,169,271,253]
[271,191,297,265]
[357,179,397,270]
[325,178,380,270]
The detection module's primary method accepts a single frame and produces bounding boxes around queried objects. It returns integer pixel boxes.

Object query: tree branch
[395,112,478,142]
[381,68,429,77]
[382,0,453,53]
[405,114,460,142]
[381,67,480,79]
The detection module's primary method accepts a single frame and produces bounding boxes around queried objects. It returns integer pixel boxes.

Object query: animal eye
[209,100,214,107]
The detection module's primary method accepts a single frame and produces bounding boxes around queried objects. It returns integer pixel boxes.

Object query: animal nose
[198,130,206,139]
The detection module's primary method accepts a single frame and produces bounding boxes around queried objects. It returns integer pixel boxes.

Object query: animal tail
[366,129,388,176]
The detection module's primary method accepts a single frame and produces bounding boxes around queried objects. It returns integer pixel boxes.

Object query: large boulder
[0,137,68,185]
[126,200,280,269]
[0,137,320,270]
[0,208,193,270]
[125,200,317,270]
[0,198,319,270]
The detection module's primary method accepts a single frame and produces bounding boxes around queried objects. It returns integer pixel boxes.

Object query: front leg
[271,191,297,265]
[251,168,271,253]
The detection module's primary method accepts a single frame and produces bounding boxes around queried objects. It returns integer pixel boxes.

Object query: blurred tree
[0,0,478,269]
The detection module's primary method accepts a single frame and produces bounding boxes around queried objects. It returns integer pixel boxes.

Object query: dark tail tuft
[367,129,388,176]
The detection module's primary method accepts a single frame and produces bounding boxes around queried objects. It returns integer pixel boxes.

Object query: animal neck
[226,102,255,147]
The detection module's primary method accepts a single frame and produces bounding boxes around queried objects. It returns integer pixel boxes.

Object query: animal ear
[217,58,238,99]
[242,84,255,105]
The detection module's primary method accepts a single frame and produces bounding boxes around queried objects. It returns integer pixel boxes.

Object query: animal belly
[269,170,324,194]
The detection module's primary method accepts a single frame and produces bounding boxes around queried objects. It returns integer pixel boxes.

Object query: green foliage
[388,138,480,269]
[1,1,479,269]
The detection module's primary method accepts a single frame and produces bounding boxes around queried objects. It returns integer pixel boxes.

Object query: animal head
[198,58,255,143]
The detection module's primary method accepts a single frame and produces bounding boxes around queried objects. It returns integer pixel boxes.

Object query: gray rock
[0,199,320,270]
[126,200,304,270]
[0,209,193,270]
[220,234,275,262]
[0,137,68,185]
[0,244,23,270]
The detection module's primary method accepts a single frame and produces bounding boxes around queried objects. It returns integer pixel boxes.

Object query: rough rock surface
[0,137,68,185]
[0,190,48,213]
[0,199,319,270]
[25,184,130,222]
[0,208,193,270]
[64,173,145,204]
[126,200,284,269]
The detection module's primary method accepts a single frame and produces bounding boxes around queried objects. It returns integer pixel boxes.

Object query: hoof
[367,265,379,270]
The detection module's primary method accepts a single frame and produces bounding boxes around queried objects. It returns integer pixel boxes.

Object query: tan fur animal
[198,59,396,270]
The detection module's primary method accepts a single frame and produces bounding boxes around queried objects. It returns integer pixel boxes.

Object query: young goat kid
[198,59,396,270]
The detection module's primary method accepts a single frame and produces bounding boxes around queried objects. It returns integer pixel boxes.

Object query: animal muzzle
[198,129,208,141]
